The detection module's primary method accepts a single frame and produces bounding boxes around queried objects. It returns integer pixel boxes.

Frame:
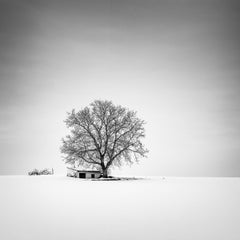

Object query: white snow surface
[0,175,239,240]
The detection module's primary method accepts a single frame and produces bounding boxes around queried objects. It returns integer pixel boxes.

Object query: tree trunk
[102,168,108,178]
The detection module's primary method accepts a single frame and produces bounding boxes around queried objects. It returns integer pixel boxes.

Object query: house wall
[95,173,101,178]
[85,172,101,178]
[67,169,101,178]
[86,173,92,179]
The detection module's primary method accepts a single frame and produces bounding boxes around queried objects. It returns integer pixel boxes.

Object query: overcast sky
[0,0,240,176]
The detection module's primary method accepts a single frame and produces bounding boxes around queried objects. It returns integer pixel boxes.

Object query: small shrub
[39,168,52,175]
[28,169,39,175]
[28,168,53,176]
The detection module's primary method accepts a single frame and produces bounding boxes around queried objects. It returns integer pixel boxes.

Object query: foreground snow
[0,176,239,240]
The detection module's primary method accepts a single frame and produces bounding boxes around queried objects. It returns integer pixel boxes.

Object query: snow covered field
[0,176,239,240]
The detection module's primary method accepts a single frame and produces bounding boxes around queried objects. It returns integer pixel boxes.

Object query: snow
[0,176,239,240]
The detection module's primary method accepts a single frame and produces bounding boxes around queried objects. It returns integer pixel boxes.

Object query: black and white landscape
[0,0,240,239]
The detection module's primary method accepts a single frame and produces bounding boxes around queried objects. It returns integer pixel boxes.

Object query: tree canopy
[61,100,148,177]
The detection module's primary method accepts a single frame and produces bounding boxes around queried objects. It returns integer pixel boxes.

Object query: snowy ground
[0,176,239,240]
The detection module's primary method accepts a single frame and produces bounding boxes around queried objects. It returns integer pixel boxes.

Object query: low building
[67,167,101,179]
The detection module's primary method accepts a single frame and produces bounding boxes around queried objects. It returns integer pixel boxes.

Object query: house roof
[67,167,101,173]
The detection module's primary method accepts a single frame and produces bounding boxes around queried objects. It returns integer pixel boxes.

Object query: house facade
[67,167,101,179]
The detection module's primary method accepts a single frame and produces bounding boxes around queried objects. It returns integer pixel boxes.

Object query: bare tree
[61,100,148,178]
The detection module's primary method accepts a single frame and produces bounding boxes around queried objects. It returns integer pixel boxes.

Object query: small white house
[67,167,101,179]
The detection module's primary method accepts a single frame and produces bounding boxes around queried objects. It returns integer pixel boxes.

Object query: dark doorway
[79,173,86,178]
[91,174,95,178]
